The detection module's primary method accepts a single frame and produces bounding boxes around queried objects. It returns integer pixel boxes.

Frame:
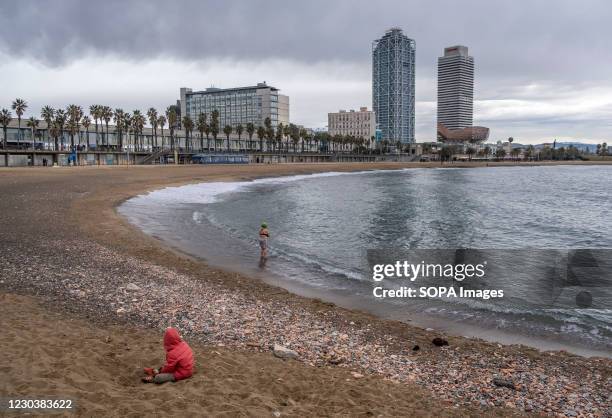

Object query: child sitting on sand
[142,327,194,384]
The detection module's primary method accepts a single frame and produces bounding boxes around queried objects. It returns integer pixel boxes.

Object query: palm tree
[210,110,220,151]
[257,126,265,152]
[299,128,308,153]
[123,113,132,151]
[524,145,535,161]
[246,122,255,151]
[147,108,158,150]
[333,134,342,153]
[196,113,207,152]
[289,124,299,152]
[1,109,12,150]
[66,118,78,150]
[41,106,54,148]
[113,109,125,150]
[49,123,60,157]
[495,148,506,160]
[439,146,453,164]
[223,125,233,152]
[11,98,27,147]
[89,105,100,148]
[276,122,284,151]
[275,123,284,153]
[182,116,194,151]
[204,125,211,151]
[303,131,312,153]
[54,109,66,150]
[466,147,476,161]
[26,116,39,148]
[157,115,167,149]
[81,116,91,149]
[132,110,145,151]
[283,123,291,152]
[66,104,83,148]
[264,117,274,152]
[101,106,112,149]
[131,111,139,150]
[236,124,244,152]
[165,107,177,150]
[137,112,147,150]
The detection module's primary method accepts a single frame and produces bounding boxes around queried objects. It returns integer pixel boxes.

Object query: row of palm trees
[173,112,375,154]
[1,98,381,154]
[435,143,589,162]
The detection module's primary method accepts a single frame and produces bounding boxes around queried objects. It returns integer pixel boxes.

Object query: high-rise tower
[437,45,474,134]
[372,28,416,144]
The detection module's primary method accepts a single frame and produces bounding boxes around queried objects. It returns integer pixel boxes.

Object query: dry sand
[1,161,610,417]
[3,293,496,417]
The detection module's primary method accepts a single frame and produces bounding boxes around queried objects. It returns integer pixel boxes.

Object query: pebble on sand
[126,283,141,291]
[273,344,298,360]
[431,337,449,347]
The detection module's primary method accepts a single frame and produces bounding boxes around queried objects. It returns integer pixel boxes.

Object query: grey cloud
[1,0,611,142]
[1,0,611,84]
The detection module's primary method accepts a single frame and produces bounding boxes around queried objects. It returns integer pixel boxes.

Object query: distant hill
[503,142,601,153]
[548,142,600,152]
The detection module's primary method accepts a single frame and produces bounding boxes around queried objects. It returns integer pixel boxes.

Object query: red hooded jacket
[159,328,194,380]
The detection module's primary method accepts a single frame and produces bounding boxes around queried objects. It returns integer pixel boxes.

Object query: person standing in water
[259,222,269,259]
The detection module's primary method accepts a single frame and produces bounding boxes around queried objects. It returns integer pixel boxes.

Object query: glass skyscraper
[372,28,416,144]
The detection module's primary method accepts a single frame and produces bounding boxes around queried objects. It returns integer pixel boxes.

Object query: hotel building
[179,82,289,129]
[372,28,416,144]
[328,107,376,140]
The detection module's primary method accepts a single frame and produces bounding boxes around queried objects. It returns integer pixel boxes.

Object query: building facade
[437,46,474,133]
[328,107,376,140]
[179,82,289,129]
[372,28,416,144]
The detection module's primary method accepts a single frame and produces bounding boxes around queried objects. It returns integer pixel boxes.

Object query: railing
[140,149,171,165]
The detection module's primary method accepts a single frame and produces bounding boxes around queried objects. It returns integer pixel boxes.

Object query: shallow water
[119,165,612,356]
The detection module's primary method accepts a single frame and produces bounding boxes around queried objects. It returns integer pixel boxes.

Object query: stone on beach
[273,344,298,360]
[431,337,448,347]
[126,283,141,291]
[492,377,516,390]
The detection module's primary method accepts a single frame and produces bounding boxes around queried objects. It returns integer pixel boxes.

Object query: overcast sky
[1,0,611,143]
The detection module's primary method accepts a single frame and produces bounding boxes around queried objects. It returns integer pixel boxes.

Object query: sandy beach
[1,161,610,417]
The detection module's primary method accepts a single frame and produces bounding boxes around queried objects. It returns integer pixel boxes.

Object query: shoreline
[1,162,611,416]
[118,166,612,358]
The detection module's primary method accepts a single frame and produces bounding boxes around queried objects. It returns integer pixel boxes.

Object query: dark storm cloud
[1,0,611,84]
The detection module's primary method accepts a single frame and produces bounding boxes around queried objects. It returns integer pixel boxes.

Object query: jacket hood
[164,327,182,351]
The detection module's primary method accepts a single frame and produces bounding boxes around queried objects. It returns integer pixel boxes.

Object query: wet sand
[1,161,610,417]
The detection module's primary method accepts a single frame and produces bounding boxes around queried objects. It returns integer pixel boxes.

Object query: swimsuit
[259,230,269,249]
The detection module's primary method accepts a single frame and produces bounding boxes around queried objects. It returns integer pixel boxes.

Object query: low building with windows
[328,107,376,142]
[179,82,289,129]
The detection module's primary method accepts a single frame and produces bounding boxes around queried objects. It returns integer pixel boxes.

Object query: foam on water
[127,169,412,207]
